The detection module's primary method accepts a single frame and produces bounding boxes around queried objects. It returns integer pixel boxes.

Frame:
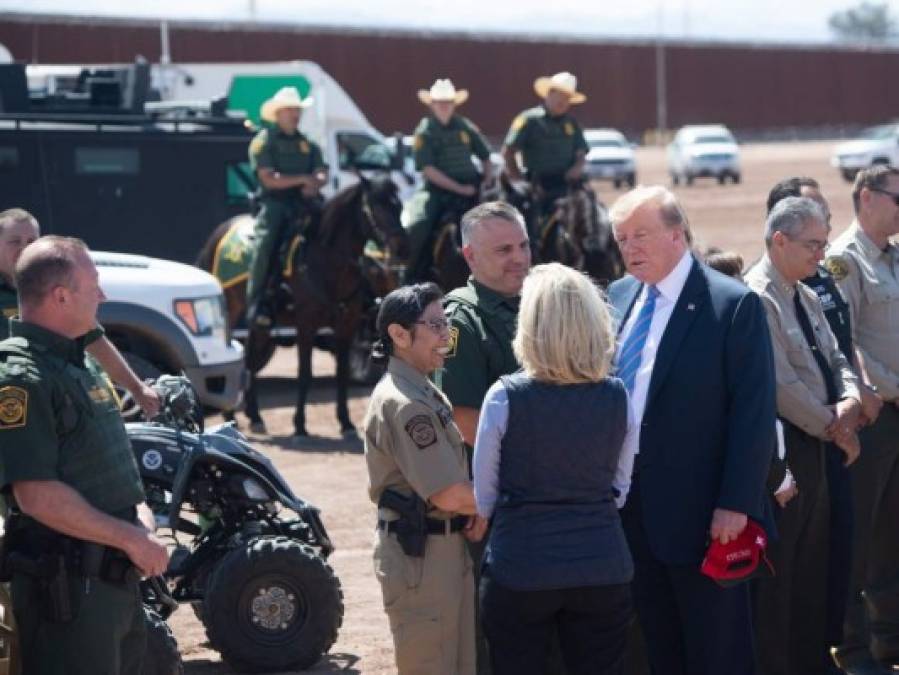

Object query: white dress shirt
[618,249,694,451]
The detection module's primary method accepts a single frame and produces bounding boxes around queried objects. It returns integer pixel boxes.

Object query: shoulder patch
[404,414,437,449]
[0,385,27,428]
[413,134,425,151]
[824,255,850,281]
[459,130,470,145]
[511,114,527,132]
[299,140,310,154]
[564,121,575,136]
[249,134,265,157]
[446,326,459,358]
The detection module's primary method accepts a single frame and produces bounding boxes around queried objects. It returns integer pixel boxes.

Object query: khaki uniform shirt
[826,221,899,402]
[746,255,860,438]
[364,357,468,519]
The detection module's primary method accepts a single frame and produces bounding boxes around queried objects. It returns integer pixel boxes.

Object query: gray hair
[460,201,526,247]
[764,196,827,246]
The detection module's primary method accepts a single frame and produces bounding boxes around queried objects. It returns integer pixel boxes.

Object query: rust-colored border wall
[2,15,898,137]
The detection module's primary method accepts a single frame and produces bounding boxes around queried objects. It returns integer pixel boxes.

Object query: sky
[1,0,891,45]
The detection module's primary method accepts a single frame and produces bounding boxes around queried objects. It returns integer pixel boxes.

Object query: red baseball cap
[701,520,774,587]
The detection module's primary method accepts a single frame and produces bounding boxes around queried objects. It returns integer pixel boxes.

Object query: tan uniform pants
[374,528,475,675]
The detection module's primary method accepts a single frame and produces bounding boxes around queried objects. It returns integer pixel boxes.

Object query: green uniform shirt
[504,105,588,179]
[0,279,18,341]
[0,320,144,518]
[437,278,520,410]
[413,114,491,187]
[249,127,327,200]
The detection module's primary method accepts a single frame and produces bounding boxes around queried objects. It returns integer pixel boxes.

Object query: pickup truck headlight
[174,296,226,341]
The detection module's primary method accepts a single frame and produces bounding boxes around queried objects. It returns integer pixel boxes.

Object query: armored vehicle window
[0,147,17,170]
[75,147,139,175]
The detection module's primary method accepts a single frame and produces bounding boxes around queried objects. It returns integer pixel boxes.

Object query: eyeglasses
[869,188,899,207]
[415,317,450,333]
[786,236,829,253]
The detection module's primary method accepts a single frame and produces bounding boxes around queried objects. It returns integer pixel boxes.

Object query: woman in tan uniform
[363,282,486,675]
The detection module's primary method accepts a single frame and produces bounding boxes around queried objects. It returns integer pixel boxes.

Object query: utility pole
[655,4,668,143]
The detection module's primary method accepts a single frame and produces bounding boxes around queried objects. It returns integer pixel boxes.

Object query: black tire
[732,172,742,184]
[116,353,163,422]
[613,179,621,189]
[685,174,694,186]
[841,169,856,182]
[141,607,184,675]
[627,172,637,188]
[717,174,726,185]
[671,173,680,186]
[203,536,344,673]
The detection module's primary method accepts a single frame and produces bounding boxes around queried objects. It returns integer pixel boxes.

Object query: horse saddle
[211,217,303,290]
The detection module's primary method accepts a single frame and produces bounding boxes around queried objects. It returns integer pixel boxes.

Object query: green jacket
[249,127,327,201]
[0,320,144,519]
[413,114,491,187]
[436,278,520,410]
[0,279,17,341]
[504,105,588,179]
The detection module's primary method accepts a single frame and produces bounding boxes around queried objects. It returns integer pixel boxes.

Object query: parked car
[94,250,245,420]
[831,122,899,181]
[584,128,636,188]
[667,124,741,186]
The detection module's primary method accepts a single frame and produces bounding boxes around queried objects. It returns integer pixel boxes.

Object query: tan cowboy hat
[260,86,313,123]
[417,79,469,106]
[533,72,586,104]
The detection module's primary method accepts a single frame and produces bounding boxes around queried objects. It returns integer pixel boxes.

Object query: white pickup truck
[831,122,899,182]
[93,251,245,419]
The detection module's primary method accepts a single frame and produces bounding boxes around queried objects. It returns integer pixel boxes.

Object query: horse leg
[244,371,266,433]
[334,337,356,437]
[294,337,313,437]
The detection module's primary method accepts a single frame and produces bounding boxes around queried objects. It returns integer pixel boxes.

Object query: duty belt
[378,515,468,536]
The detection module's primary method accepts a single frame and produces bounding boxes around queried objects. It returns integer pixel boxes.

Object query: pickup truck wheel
[627,173,637,188]
[841,169,856,182]
[115,353,163,422]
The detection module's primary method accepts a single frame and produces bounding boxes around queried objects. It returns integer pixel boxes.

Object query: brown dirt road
[175,140,856,673]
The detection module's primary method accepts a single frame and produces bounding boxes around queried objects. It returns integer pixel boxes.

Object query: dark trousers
[12,572,145,675]
[480,570,632,675]
[754,424,830,675]
[824,443,854,646]
[835,403,899,667]
[621,476,755,675]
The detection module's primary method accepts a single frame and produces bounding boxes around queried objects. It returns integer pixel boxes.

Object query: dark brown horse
[505,178,625,287]
[198,175,407,437]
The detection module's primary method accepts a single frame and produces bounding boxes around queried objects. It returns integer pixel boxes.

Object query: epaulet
[461,116,481,133]
[823,254,851,281]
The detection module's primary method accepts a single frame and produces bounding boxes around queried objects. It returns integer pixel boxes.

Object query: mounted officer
[402,79,494,283]
[246,86,329,328]
[501,72,589,238]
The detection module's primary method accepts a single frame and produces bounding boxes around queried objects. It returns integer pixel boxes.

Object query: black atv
[128,376,344,673]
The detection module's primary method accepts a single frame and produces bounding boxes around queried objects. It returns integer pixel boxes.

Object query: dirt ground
[175,140,856,674]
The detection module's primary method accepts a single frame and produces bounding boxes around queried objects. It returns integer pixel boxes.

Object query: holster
[377,489,428,558]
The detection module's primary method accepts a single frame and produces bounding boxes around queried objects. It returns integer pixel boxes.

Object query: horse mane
[318,181,365,246]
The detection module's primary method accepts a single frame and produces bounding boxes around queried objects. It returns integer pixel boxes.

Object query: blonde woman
[472,262,636,675]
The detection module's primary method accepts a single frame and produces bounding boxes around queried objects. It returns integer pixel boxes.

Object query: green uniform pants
[374,528,475,675]
[246,199,295,313]
[402,189,450,283]
[835,403,899,667]
[12,572,145,675]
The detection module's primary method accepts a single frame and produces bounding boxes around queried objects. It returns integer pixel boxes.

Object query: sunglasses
[870,188,899,207]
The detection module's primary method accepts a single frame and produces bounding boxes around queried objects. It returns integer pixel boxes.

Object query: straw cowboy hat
[260,86,313,123]
[533,72,587,104]
[417,79,469,106]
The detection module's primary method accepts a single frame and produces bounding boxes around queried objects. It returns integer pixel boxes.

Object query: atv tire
[141,607,183,675]
[202,536,344,673]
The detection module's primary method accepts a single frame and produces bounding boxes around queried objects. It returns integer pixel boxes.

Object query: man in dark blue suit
[607,186,776,675]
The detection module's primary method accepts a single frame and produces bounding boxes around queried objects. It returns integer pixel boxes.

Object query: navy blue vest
[486,372,634,591]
